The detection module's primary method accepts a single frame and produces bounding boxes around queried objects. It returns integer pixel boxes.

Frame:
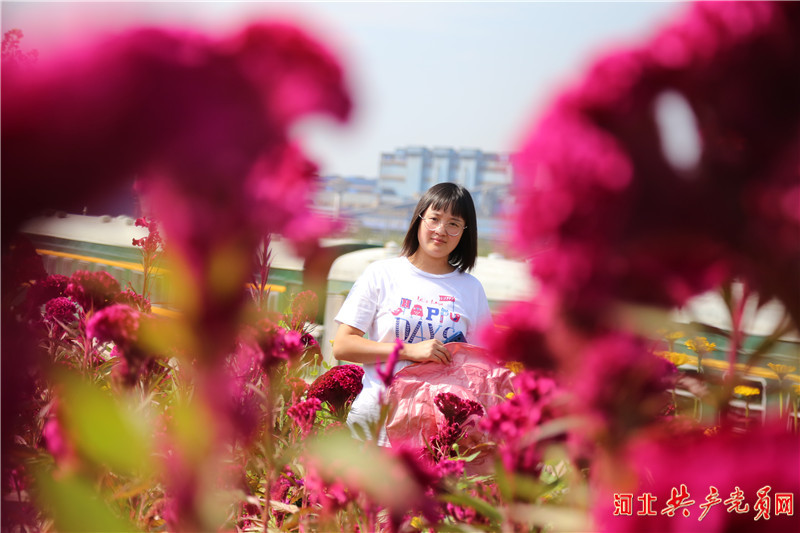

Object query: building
[377,146,514,214]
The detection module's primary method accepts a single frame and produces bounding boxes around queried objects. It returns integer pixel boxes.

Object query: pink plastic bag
[385,343,514,452]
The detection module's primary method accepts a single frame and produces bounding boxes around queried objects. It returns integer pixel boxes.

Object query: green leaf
[59,373,153,476]
[439,492,502,523]
[34,470,136,532]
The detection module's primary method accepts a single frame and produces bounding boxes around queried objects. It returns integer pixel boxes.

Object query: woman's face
[416,206,465,262]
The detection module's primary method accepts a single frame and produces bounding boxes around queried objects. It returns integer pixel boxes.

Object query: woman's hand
[401,339,451,364]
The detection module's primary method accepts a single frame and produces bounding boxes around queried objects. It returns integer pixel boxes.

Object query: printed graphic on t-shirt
[391,294,464,343]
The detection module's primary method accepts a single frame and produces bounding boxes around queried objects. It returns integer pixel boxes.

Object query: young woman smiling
[332,182,491,445]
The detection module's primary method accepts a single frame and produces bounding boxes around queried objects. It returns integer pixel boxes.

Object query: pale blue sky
[2,1,684,177]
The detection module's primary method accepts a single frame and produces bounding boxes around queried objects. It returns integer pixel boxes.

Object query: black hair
[400,182,478,272]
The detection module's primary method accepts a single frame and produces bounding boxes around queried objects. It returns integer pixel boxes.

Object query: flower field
[2,2,799,532]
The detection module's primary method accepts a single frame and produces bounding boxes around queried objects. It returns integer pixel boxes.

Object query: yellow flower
[734,385,760,398]
[685,337,716,354]
[703,426,720,437]
[505,361,524,374]
[767,363,796,380]
[505,392,515,400]
[655,351,689,367]
[662,330,685,341]
[410,516,423,530]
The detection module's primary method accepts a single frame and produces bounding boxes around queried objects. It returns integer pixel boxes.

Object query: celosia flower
[306,364,364,418]
[86,303,140,348]
[25,274,69,316]
[131,217,163,256]
[287,397,322,436]
[481,370,562,475]
[376,338,403,387]
[65,270,121,311]
[511,1,800,323]
[285,377,309,405]
[289,290,318,330]
[570,334,673,450]
[114,289,152,313]
[256,322,306,371]
[41,415,76,470]
[43,297,79,334]
[4,22,351,371]
[434,392,484,427]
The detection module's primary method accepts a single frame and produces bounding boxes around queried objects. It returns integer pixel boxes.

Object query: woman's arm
[332,323,452,365]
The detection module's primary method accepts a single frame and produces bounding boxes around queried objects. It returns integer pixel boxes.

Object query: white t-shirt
[334,256,492,445]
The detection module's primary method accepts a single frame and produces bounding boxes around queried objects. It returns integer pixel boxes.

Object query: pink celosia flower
[480,370,562,475]
[65,270,121,312]
[306,364,364,418]
[255,322,306,371]
[86,303,140,348]
[287,397,322,436]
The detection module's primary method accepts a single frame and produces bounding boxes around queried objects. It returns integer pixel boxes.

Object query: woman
[332,182,492,445]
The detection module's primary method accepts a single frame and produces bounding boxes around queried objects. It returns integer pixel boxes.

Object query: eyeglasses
[419,214,466,237]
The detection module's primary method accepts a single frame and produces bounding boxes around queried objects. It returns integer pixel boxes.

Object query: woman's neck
[407,252,454,275]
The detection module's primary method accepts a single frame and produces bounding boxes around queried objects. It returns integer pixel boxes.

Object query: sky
[2,1,684,179]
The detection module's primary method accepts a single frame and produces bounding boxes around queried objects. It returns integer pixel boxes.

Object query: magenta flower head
[86,303,140,349]
[570,333,673,450]
[287,397,322,436]
[289,290,318,331]
[114,289,152,313]
[307,364,364,418]
[43,297,79,334]
[65,270,121,312]
[511,1,800,323]
[376,338,403,387]
[25,274,70,316]
[434,392,484,427]
[3,22,351,369]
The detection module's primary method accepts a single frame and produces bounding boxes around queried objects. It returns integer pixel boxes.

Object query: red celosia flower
[434,392,484,427]
[26,274,70,317]
[65,270,121,311]
[286,377,309,405]
[114,289,151,313]
[86,303,140,348]
[3,22,351,368]
[570,334,673,450]
[287,397,322,436]
[306,364,364,418]
[131,217,163,255]
[43,297,79,333]
[255,322,306,371]
[289,290,318,331]
[512,1,800,323]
